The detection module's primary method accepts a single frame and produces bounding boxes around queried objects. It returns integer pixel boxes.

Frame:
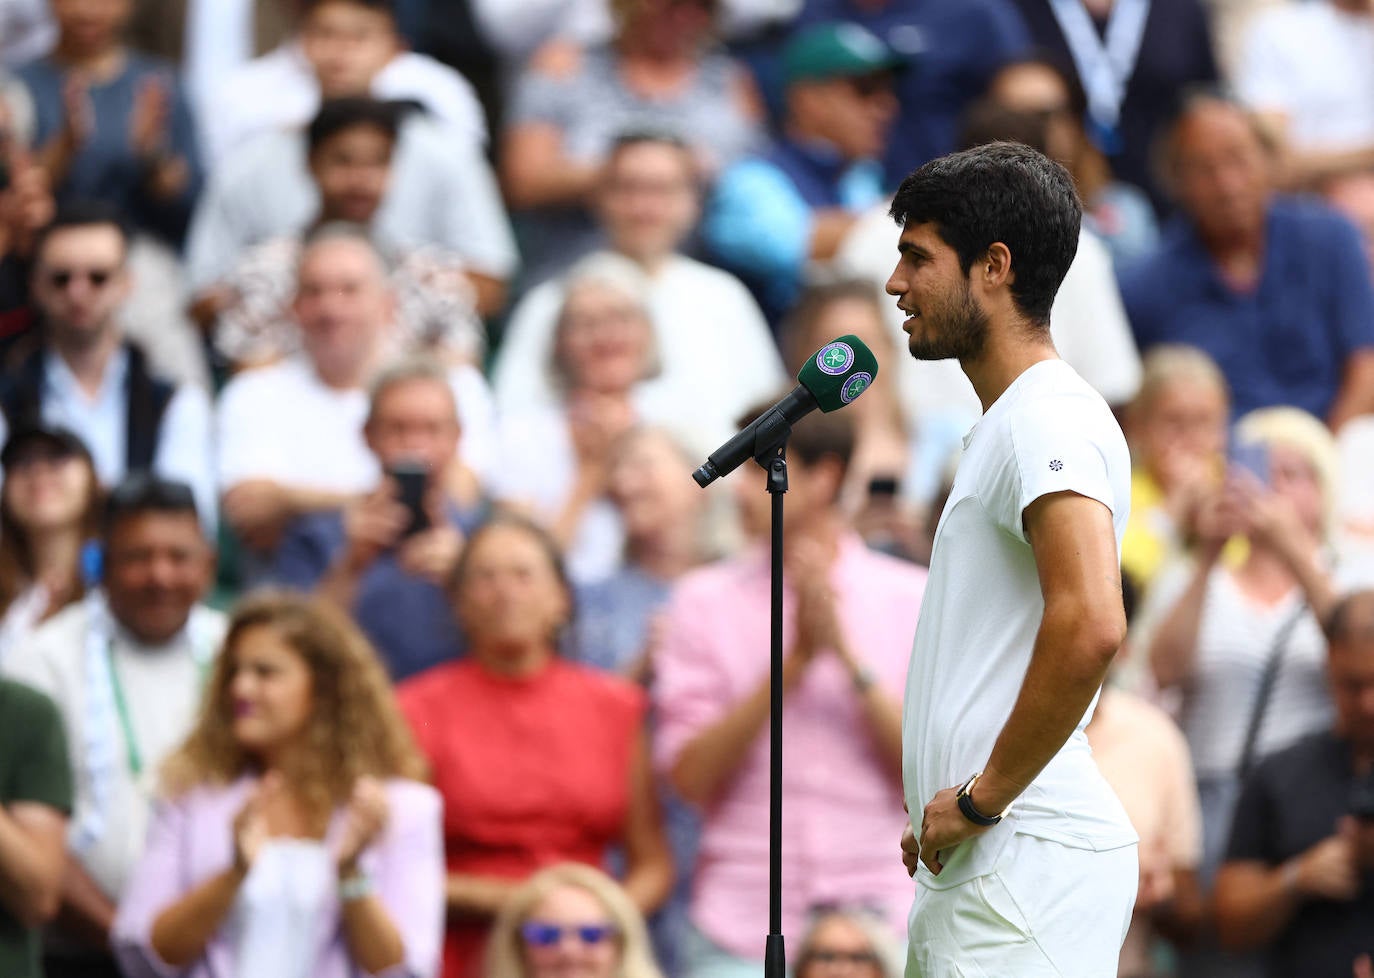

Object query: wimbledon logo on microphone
[816,341,855,376]
[841,372,872,404]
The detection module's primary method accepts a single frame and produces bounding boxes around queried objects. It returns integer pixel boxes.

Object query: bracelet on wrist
[339,872,375,903]
[1281,859,1302,897]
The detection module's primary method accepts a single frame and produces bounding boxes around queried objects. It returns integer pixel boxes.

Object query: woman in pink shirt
[112,592,444,978]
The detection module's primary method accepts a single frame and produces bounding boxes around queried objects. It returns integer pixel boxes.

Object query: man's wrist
[970,766,1021,817]
[1281,856,1304,900]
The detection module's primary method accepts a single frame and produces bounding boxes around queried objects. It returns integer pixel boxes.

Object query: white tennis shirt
[902,359,1138,890]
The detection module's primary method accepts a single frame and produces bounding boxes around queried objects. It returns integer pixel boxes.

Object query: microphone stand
[763,444,788,978]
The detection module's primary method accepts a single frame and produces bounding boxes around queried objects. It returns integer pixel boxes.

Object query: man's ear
[982,242,1014,290]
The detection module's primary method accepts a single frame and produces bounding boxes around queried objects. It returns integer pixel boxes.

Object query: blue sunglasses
[521,921,619,948]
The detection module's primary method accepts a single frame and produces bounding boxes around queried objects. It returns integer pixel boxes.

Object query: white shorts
[906,832,1137,978]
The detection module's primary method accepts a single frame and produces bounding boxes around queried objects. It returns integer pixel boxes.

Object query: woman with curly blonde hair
[485,864,664,978]
[111,592,444,978]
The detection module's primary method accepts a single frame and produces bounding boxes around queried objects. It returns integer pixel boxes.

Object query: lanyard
[104,639,211,778]
[1048,0,1152,152]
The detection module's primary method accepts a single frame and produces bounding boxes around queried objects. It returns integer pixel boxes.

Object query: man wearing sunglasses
[702,22,901,326]
[0,203,215,529]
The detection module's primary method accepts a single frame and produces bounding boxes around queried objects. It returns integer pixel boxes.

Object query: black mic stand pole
[762,443,788,978]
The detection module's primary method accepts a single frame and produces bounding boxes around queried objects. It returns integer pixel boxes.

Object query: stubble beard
[906,278,991,363]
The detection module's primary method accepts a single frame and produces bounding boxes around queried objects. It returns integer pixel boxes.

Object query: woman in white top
[1138,407,1351,888]
[112,591,444,978]
[0,424,101,663]
[492,253,669,584]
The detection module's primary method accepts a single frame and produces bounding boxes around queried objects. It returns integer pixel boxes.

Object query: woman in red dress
[399,514,673,977]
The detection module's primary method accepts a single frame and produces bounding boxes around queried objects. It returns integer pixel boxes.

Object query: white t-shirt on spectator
[1237,2,1374,151]
[185,114,517,291]
[903,359,1137,890]
[1,598,227,902]
[201,43,489,165]
[491,253,785,448]
[216,356,496,494]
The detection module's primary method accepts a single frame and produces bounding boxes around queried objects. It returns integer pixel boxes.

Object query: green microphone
[692,335,879,487]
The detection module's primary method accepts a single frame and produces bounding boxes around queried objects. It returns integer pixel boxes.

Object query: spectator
[0,424,100,661]
[1119,96,1374,429]
[0,108,55,350]
[654,409,922,975]
[1121,345,1231,595]
[795,0,1031,184]
[216,225,494,562]
[398,515,673,978]
[491,253,667,584]
[1,475,224,978]
[1212,589,1374,978]
[195,98,482,371]
[571,425,714,678]
[186,103,514,319]
[18,0,201,246]
[1010,0,1219,212]
[0,677,72,978]
[202,0,487,166]
[793,907,904,978]
[0,205,216,528]
[1235,0,1374,189]
[1087,670,1206,976]
[987,56,1159,265]
[1135,409,1358,891]
[502,0,764,281]
[274,358,488,682]
[703,22,899,323]
[112,592,444,978]
[781,280,923,558]
[484,863,665,978]
[492,131,785,433]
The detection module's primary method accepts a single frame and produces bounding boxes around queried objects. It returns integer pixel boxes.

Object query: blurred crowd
[1,0,1374,977]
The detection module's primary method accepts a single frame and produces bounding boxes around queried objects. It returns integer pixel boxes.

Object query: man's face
[596,142,699,264]
[1330,635,1374,757]
[988,63,1081,166]
[792,73,897,162]
[31,224,130,346]
[310,123,394,224]
[300,0,398,98]
[1171,104,1271,245]
[50,0,132,52]
[104,512,212,646]
[364,377,461,475]
[886,221,990,363]
[292,237,394,380]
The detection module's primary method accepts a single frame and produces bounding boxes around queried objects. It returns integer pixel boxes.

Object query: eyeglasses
[520,921,619,948]
[846,73,894,99]
[803,950,882,967]
[45,267,117,290]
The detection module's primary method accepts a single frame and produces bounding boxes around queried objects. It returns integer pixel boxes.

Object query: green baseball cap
[782,22,905,85]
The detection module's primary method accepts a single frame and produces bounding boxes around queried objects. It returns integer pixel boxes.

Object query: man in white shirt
[2,475,225,978]
[201,0,487,166]
[887,143,1138,976]
[492,132,785,443]
[0,205,216,528]
[1236,0,1374,188]
[217,224,493,562]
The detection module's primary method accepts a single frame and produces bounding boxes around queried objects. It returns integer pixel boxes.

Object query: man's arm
[56,859,118,947]
[0,803,67,927]
[917,491,1126,873]
[972,491,1128,813]
[1327,349,1374,433]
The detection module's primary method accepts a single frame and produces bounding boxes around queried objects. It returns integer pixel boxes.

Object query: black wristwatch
[956,773,1008,827]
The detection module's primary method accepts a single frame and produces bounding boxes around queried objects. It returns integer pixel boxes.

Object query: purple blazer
[112,776,444,978]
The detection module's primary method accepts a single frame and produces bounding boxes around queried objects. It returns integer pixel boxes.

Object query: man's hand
[1294,819,1361,902]
[223,481,297,552]
[396,524,464,586]
[900,820,920,878]
[917,785,991,875]
[341,484,409,572]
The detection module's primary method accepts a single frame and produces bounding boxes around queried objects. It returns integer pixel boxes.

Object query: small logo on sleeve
[1049,459,1063,472]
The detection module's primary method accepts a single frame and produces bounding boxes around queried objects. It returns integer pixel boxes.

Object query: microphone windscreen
[796,335,880,413]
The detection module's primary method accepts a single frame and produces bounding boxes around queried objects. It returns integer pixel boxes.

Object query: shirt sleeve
[270,517,333,591]
[1326,212,1374,357]
[702,159,812,282]
[154,384,218,534]
[110,795,192,978]
[370,783,445,978]
[986,394,1119,543]
[504,60,573,128]
[8,682,73,813]
[651,580,738,778]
